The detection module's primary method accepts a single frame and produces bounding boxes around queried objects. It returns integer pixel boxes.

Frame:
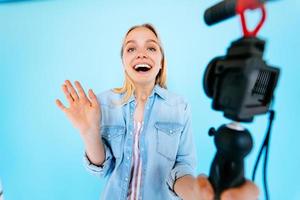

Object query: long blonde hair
[113,23,167,104]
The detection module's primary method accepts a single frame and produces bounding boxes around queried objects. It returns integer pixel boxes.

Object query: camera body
[203,37,280,122]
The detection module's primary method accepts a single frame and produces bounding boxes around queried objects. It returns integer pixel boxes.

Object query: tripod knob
[208,127,217,136]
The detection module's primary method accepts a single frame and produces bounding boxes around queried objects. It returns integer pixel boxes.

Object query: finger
[88,89,99,108]
[238,181,259,199]
[198,174,214,192]
[74,80,88,101]
[241,181,260,198]
[65,80,79,101]
[197,175,214,200]
[221,181,259,200]
[62,84,74,104]
[55,99,67,112]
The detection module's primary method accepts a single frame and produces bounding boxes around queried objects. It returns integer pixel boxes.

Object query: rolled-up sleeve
[83,139,114,178]
[166,102,197,197]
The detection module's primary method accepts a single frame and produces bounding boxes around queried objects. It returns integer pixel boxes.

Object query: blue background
[0,0,299,199]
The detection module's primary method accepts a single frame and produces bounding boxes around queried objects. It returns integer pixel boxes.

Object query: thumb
[197,174,214,200]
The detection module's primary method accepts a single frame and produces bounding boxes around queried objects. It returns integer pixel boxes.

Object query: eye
[127,47,136,53]
[147,47,157,52]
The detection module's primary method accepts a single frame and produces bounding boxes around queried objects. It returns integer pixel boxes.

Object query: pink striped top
[127,121,144,200]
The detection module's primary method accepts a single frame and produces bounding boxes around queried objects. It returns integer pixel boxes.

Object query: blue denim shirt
[84,85,196,200]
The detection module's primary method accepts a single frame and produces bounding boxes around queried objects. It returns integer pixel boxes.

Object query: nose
[136,49,147,59]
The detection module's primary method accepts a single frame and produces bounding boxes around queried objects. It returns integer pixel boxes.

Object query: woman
[55,24,259,200]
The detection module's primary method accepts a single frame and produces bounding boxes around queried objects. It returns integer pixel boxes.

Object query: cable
[252,110,275,200]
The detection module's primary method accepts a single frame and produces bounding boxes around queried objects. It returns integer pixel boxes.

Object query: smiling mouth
[133,64,152,72]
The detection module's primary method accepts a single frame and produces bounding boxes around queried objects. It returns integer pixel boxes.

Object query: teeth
[134,64,151,69]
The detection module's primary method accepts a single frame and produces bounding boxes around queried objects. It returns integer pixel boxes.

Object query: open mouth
[133,63,152,72]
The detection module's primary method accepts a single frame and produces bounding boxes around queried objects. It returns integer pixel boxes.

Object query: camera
[203,36,280,122]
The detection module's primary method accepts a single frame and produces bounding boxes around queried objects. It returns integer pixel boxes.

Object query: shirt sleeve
[166,102,197,198]
[83,139,115,178]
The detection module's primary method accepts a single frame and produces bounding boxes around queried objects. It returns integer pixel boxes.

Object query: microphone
[204,0,273,26]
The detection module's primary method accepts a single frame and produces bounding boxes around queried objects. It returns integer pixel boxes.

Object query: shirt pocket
[101,125,125,159]
[154,122,184,161]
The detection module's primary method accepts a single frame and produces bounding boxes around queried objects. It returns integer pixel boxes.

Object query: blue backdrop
[0,0,299,199]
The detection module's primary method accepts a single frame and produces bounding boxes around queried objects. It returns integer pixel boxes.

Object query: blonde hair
[113,23,167,104]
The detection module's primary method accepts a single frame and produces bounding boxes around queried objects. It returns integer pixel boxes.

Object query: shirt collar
[152,84,167,100]
[125,84,167,105]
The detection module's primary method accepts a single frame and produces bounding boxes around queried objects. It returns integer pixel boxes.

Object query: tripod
[208,122,253,200]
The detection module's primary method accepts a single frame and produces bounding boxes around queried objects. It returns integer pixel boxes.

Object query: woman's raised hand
[55,80,101,137]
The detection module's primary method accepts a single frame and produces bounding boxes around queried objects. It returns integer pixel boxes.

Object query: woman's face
[122,27,163,87]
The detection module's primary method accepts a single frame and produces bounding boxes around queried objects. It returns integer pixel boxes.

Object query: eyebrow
[125,39,159,46]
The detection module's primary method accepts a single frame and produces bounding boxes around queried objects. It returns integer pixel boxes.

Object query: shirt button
[125,177,128,181]
[130,131,132,135]
[169,130,173,133]
[127,156,130,160]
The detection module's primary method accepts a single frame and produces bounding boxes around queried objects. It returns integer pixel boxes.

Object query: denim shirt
[84,85,197,200]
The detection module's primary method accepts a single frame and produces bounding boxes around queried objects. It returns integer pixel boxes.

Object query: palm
[56,80,101,135]
[66,99,99,132]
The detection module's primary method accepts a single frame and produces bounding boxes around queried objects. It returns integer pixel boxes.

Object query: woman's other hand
[195,174,214,200]
[221,180,259,200]
[174,174,214,200]
[194,175,259,200]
